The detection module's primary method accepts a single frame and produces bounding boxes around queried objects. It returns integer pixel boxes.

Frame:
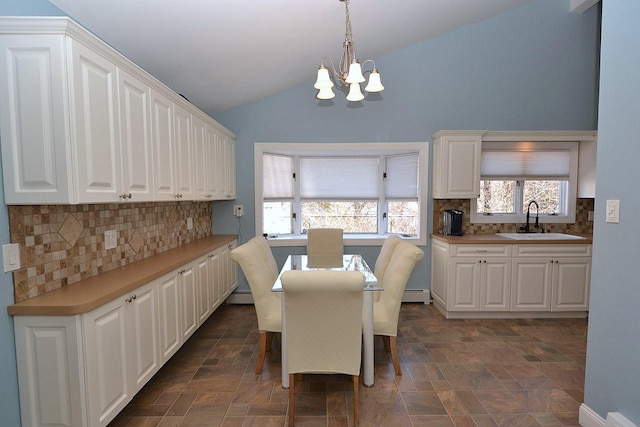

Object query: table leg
[363,291,374,387]
[281,297,289,389]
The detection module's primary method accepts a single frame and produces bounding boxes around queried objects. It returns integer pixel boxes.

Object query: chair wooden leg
[353,375,359,426]
[382,335,391,351]
[288,373,295,426]
[266,332,274,352]
[389,336,402,376]
[256,331,267,374]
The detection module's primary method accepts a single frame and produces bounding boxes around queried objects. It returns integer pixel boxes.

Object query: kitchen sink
[496,232,585,240]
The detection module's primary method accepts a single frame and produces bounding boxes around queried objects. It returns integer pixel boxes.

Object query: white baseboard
[227,289,431,305]
[580,403,605,427]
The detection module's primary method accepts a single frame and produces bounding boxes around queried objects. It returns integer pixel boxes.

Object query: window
[255,142,428,245]
[471,141,578,224]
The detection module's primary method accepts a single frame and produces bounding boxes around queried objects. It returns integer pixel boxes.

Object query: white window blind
[385,153,419,198]
[300,157,379,199]
[263,153,294,199]
[481,149,571,179]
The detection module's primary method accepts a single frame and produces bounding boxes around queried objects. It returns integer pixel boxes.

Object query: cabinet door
[195,255,211,325]
[511,259,552,311]
[174,104,192,200]
[157,271,181,362]
[220,242,238,300]
[70,40,121,203]
[180,262,198,341]
[205,124,219,199]
[128,281,160,390]
[150,89,176,200]
[430,240,449,307]
[552,258,591,311]
[480,259,511,311]
[208,249,222,311]
[83,297,130,426]
[432,132,482,199]
[223,135,236,199]
[191,115,207,200]
[0,35,72,204]
[117,68,153,201]
[450,259,481,311]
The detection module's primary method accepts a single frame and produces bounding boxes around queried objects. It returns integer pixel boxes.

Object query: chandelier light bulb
[364,69,384,93]
[346,83,364,102]
[317,86,336,100]
[314,66,334,89]
[345,61,365,84]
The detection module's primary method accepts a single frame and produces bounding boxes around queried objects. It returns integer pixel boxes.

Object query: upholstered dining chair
[280,270,365,426]
[230,236,281,374]
[372,235,403,302]
[306,228,344,257]
[372,240,424,375]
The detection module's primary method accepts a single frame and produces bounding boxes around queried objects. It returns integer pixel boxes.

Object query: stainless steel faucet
[520,200,539,233]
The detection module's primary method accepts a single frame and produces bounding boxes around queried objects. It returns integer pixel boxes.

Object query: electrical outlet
[187,217,193,230]
[233,204,244,217]
[104,230,117,250]
[588,210,594,221]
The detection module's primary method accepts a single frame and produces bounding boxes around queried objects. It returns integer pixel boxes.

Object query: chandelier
[313,0,384,102]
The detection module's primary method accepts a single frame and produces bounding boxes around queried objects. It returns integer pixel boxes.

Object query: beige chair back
[374,240,424,336]
[306,228,344,257]
[230,237,281,333]
[372,235,403,301]
[281,270,364,375]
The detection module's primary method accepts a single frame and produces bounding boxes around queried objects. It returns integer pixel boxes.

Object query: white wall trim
[579,403,605,427]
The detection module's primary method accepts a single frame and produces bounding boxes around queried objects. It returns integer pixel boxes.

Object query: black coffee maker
[442,209,464,236]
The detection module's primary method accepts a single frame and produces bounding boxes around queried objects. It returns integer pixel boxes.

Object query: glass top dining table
[272,254,381,388]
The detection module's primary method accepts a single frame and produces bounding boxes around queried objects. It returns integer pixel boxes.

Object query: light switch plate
[3,243,21,272]
[606,199,620,223]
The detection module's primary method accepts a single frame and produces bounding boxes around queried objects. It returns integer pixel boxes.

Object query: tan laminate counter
[8,235,238,316]
[431,233,593,245]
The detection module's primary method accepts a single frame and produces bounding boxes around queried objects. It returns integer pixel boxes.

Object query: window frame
[470,141,579,224]
[254,142,428,246]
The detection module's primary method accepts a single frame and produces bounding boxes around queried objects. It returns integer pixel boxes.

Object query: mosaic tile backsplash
[9,202,213,303]
[433,198,595,236]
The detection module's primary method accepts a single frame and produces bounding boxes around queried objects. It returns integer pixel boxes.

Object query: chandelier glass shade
[314,0,384,102]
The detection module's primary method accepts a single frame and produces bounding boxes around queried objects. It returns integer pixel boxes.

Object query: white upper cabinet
[0,17,236,205]
[173,104,193,200]
[150,89,177,201]
[432,131,483,199]
[117,68,154,202]
[191,113,208,200]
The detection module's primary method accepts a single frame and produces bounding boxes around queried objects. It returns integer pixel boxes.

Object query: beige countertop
[431,233,593,245]
[8,235,238,316]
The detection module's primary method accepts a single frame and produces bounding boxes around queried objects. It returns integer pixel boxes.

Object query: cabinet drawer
[512,244,592,258]
[451,244,511,257]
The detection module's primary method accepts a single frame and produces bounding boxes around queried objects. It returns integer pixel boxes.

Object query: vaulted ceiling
[48,0,590,115]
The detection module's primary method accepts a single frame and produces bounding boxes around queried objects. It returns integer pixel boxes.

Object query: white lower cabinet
[13,240,237,427]
[84,280,160,425]
[431,239,591,318]
[511,244,591,312]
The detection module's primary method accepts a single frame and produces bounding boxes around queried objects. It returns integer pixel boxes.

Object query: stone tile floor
[108,303,587,426]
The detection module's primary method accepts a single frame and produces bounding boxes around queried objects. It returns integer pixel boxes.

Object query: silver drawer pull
[476,249,488,253]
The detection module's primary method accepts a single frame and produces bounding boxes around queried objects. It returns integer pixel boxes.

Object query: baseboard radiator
[227,289,431,305]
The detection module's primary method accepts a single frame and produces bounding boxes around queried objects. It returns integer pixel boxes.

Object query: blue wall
[213,0,600,295]
[583,1,640,422]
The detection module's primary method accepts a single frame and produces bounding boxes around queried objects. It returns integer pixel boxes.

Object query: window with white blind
[255,142,428,245]
[470,141,579,224]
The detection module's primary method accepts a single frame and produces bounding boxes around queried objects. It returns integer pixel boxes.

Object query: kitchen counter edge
[431,233,593,244]
[8,235,238,316]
